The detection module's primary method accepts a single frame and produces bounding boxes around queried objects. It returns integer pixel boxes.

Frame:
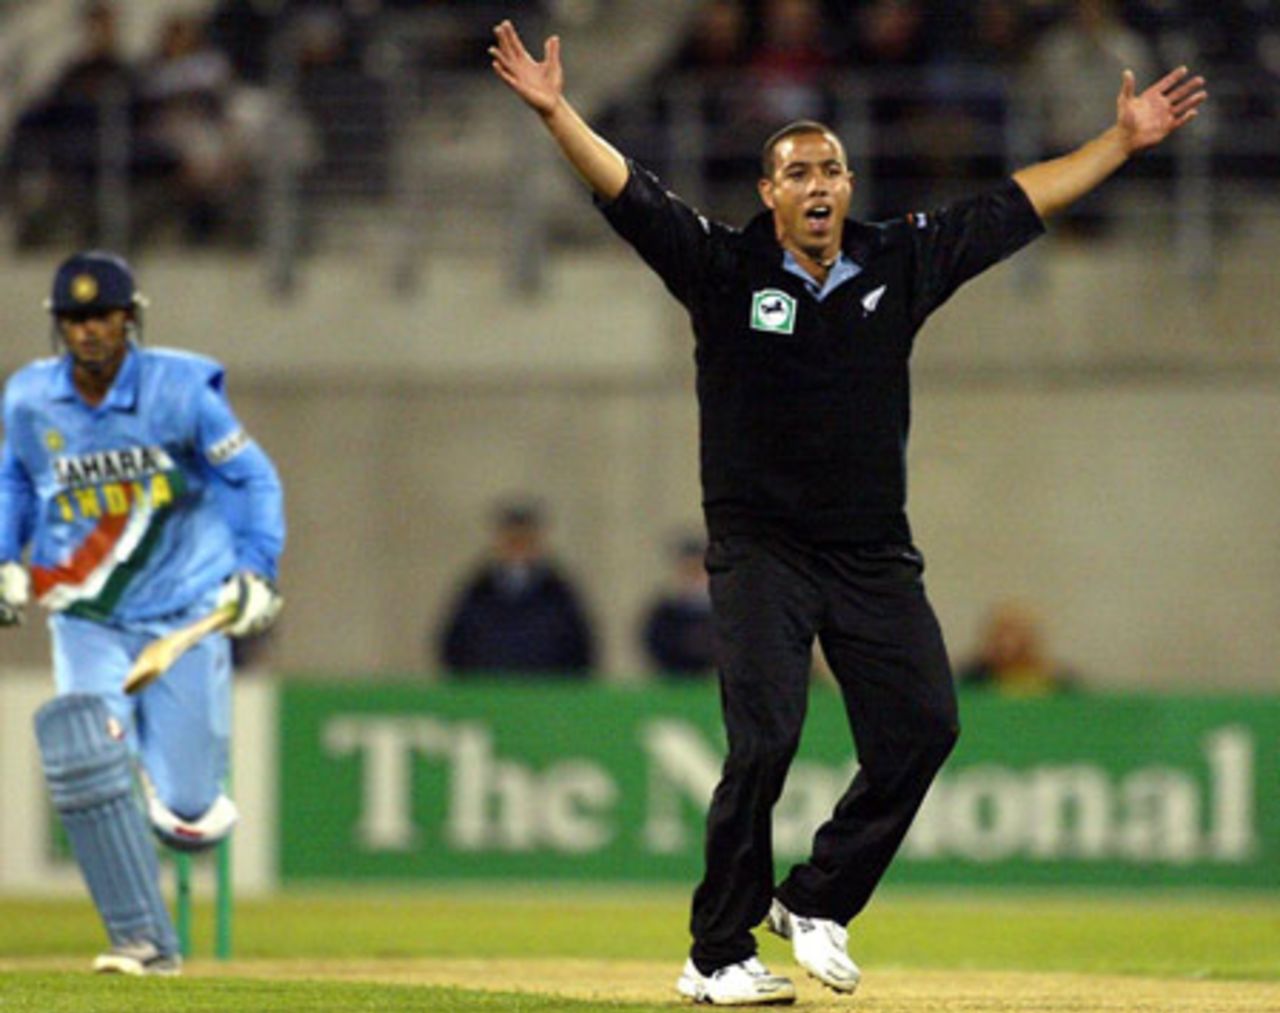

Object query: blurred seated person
[673,0,749,75]
[207,0,278,85]
[910,0,1035,190]
[436,499,596,678]
[641,534,714,680]
[10,1,134,153]
[842,0,935,217]
[665,0,754,184]
[746,0,837,126]
[5,1,172,246]
[956,599,1076,696]
[1024,0,1157,234]
[1028,0,1157,157]
[137,13,248,243]
[292,7,392,197]
[594,0,753,197]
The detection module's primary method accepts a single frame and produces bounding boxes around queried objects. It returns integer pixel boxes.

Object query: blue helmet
[46,250,148,316]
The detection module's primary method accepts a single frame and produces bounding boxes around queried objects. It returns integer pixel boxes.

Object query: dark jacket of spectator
[439,561,595,678]
[643,596,715,679]
[640,535,715,679]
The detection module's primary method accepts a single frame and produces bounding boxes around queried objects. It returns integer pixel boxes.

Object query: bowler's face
[758,132,853,263]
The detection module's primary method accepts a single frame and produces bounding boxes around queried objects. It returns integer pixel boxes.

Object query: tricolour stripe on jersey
[31,474,185,617]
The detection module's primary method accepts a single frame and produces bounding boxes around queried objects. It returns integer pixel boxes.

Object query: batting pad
[35,694,178,954]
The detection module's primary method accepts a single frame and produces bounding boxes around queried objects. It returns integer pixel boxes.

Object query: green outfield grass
[0,976,675,1013]
[2,889,1278,1011]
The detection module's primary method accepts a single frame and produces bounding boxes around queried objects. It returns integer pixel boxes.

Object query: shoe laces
[796,914,847,949]
[714,957,770,980]
[824,920,849,950]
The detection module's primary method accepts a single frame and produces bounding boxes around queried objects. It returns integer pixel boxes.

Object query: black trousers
[689,533,959,972]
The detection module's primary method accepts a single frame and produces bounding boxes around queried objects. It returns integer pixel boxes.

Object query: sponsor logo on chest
[750,288,797,335]
[53,446,175,489]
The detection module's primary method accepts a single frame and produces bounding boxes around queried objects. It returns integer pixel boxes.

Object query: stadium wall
[1,246,1278,688]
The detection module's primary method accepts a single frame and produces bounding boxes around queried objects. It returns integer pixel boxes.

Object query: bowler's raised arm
[489,19,629,201]
[1013,66,1207,220]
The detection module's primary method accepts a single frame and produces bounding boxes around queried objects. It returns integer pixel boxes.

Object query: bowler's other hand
[1118,67,1207,153]
[216,571,283,637]
[489,19,563,116]
[0,561,29,627]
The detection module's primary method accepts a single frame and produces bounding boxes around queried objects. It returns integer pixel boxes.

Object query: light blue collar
[782,250,861,302]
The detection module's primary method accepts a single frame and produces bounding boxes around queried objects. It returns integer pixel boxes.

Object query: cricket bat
[124,602,238,695]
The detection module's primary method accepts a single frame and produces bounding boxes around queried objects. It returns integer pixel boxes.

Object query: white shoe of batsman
[92,940,182,976]
[766,898,861,994]
[676,956,796,1005]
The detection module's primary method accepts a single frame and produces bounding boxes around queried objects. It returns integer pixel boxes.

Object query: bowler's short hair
[760,120,846,178]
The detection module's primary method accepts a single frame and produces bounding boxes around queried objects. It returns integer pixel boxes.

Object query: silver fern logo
[861,285,887,315]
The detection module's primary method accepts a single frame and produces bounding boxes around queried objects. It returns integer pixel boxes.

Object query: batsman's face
[758,131,853,264]
[58,309,130,378]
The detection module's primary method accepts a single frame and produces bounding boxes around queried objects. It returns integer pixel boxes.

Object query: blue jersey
[0,343,284,623]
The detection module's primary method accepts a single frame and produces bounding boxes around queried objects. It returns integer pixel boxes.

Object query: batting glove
[0,562,30,627]
[215,571,283,637]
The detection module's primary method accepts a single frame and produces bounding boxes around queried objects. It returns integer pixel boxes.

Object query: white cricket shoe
[676,956,796,1005]
[766,898,860,994]
[92,940,182,976]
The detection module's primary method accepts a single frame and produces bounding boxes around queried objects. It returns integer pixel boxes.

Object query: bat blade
[124,603,237,695]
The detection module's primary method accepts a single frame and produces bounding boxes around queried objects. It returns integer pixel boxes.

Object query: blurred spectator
[401,0,545,71]
[848,0,931,69]
[914,0,1034,189]
[671,0,758,199]
[1024,0,1167,225]
[1172,0,1280,182]
[955,599,1077,696]
[291,7,393,199]
[1028,0,1157,154]
[844,0,935,216]
[45,0,133,96]
[746,0,837,126]
[137,13,250,243]
[5,1,171,247]
[677,0,751,74]
[1024,0,1157,233]
[640,534,715,680]
[208,0,280,86]
[435,499,597,679]
[967,2,1033,80]
[598,0,754,197]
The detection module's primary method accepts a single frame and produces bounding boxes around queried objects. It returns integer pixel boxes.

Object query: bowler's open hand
[489,19,563,116]
[1117,67,1207,153]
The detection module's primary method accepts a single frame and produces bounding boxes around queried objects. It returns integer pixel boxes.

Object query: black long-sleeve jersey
[598,162,1044,545]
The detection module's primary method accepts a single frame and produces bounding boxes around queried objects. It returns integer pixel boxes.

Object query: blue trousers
[49,603,232,820]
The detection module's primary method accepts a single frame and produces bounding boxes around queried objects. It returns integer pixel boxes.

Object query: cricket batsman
[0,250,285,974]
